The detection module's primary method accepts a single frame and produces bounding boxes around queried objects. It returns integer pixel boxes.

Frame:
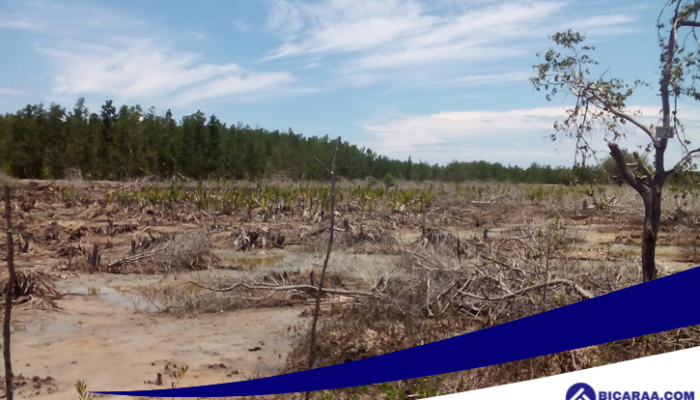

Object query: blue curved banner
[96,266,700,397]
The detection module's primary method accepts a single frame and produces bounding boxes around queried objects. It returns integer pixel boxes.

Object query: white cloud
[39,40,239,100]
[171,71,296,107]
[265,0,431,59]
[360,105,700,167]
[2,1,302,108]
[363,106,562,154]
[566,14,638,32]
[431,71,533,86]
[39,39,298,107]
[0,1,148,36]
[0,14,37,30]
[264,0,638,87]
[0,87,25,95]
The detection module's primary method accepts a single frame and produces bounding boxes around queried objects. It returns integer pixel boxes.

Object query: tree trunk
[3,185,15,400]
[641,183,662,282]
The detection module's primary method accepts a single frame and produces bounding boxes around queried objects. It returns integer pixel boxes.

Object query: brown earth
[2,179,700,399]
[10,271,307,400]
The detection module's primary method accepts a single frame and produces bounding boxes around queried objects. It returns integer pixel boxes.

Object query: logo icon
[567,383,596,400]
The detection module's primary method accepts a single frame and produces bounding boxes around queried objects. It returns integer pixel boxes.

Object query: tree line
[0,99,696,185]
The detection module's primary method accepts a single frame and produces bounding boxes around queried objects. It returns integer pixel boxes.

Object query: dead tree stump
[89,244,99,272]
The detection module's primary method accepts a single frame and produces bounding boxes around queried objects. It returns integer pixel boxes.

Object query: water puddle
[237,255,285,268]
[213,251,307,270]
[66,286,160,312]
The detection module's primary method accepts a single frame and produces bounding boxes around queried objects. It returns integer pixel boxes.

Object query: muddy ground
[2,179,699,399]
[12,274,302,399]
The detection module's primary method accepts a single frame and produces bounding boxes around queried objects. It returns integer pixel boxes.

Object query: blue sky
[1,0,698,168]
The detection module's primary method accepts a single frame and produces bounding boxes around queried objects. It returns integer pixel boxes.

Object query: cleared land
[2,178,700,399]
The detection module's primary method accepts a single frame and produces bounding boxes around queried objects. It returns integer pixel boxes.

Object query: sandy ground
[3,181,700,400]
[8,273,307,400]
[6,228,697,400]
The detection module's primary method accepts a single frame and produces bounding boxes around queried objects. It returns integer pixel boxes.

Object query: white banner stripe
[432,346,700,400]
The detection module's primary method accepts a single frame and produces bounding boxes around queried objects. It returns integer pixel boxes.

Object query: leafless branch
[591,93,657,143]
[186,280,379,298]
[307,136,341,399]
[107,248,164,268]
[458,279,594,302]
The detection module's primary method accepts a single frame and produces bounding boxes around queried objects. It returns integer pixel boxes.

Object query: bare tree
[305,136,341,400]
[531,0,700,282]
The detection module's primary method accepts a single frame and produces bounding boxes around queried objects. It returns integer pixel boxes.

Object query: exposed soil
[2,180,700,399]
[10,272,306,399]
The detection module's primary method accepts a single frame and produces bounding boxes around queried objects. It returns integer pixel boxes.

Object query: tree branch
[633,151,654,179]
[458,278,594,302]
[591,93,657,143]
[679,20,700,27]
[669,147,700,174]
[660,4,681,135]
[186,281,379,298]
[608,143,648,195]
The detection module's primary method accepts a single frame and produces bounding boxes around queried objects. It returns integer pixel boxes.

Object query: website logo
[568,383,596,400]
[566,383,694,400]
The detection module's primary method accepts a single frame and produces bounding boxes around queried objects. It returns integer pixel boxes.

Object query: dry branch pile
[57,231,215,274]
[302,220,399,252]
[0,271,61,308]
[137,268,353,315]
[230,227,285,251]
[277,219,700,399]
[109,231,214,273]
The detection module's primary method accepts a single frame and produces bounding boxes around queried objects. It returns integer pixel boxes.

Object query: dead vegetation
[266,220,699,400]
[2,178,700,399]
[231,227,286,251]
[302,221,399,253]
[46,230,216,275]
[0,271,61,304]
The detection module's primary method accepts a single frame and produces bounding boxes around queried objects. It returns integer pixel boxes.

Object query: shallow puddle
[213,250,307,270]
[237,255,286,268]
[66,286,160,312]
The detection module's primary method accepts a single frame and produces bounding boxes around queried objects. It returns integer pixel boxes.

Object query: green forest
[0,98,695,185]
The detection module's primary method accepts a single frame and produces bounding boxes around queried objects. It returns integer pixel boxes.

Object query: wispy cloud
[0,87,25,95]
[39,40,236,99]
[0,13,37,30]
[264,0,638,87]
[40,39,299,107]
[360,105,700,167]
[362,107,565,159]
[2,0,300,108]
[430,71,532,87]
[0,0,148,36]
[171,71,297,107]
[265,0,432,59]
